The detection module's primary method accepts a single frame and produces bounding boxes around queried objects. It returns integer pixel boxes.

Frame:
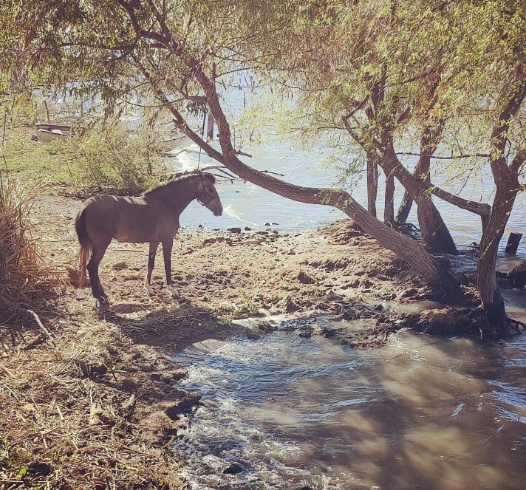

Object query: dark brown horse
[75,171,223,302]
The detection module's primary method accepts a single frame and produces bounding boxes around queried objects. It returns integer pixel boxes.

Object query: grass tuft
[0,176,62,302]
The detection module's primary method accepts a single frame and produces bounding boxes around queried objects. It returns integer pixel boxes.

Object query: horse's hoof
[97,297,109,307]
[167,285,178,298]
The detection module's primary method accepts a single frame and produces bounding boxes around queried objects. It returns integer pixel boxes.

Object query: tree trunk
[207,112,214,140]
[366,157,378,217]
[477,72,526,338]
[178,63,461,297]
[396,126,434,223]
[416,196,458,255]
[508,259,526,288]
[384,170,395,225]
[379,150,457,254]
[396,191,413,223]
[477,181,519,337]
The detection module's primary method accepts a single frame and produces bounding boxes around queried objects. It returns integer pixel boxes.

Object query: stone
[227,227,242,234]
[223,462,244,475]
[112,261,128,270]
[298,271,315,284]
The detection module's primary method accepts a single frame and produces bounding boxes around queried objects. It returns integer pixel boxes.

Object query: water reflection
[173,326,526,490]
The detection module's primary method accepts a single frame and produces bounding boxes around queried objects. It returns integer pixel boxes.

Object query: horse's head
[196,172,223,216]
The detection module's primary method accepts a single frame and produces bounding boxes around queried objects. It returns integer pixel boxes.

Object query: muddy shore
[0,194,488,488]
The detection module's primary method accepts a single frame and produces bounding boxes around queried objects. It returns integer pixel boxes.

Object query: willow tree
[2,0,523,336]
[231,0,526,337]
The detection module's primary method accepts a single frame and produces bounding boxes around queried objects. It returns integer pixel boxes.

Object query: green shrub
[67,123,165,195]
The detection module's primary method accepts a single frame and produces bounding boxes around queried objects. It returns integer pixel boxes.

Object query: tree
[228,0,526,336]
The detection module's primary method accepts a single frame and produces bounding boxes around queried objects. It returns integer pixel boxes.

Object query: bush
[67,122,166,195]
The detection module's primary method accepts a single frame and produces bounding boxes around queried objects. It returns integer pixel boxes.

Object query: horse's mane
[142,171,215,197]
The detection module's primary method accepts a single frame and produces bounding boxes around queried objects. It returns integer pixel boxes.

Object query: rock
[165,392,201,420]
[264,222,270,226]
[223,462,244,475]
[89,404,113,426]
[112,261,128,270]
[297,271,315,284]
[285,297,299,313]
[227,227,242,234]
[244,227,252,231]
[121,393,136,417]
[257,321,274,332]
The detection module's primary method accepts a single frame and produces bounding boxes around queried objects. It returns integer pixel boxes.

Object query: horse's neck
[155,178,197,215]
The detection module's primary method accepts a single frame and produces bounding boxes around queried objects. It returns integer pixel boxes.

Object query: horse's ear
[204,173,216,184]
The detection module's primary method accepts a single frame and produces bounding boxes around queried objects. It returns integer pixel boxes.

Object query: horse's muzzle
[208,198,223,217]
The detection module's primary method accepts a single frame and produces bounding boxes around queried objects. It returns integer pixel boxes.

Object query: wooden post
[206,112,214,140]
[44,101,51,124]
[505,232,523,255]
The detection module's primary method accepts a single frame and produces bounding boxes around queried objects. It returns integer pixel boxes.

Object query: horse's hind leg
[144,241,159,295]
[87,242,110,303]
[162,239,178,297]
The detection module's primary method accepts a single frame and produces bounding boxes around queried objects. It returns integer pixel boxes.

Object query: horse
[75,171,223,303]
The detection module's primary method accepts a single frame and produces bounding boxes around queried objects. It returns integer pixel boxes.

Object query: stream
[172,292,526,490]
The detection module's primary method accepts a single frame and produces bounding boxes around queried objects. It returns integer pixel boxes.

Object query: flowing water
[172,293,526,490]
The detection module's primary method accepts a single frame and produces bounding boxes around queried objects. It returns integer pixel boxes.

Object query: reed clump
[0,177,60,302]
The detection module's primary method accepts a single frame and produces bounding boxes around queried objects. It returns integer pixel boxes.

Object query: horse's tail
[75,208,92,287]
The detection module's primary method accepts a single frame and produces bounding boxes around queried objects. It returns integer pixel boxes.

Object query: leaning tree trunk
[416,196,458,255]
[178,60,462,298]
[396,190,413,224]
[381,151,458,254]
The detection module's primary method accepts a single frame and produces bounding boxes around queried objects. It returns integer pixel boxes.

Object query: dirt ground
[0,194,479,489]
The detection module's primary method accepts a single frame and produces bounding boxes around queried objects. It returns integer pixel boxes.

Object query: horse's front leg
[145,241,159,295]
[162,238,178,297]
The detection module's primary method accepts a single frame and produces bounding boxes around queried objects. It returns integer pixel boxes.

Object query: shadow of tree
[164,330,526,490]
[99,300,253,354]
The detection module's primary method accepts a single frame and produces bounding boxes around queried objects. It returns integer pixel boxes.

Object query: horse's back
[80,194,174,244]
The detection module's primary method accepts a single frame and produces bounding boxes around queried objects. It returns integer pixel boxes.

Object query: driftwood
[0,294,56,346]
[508,259,526,288]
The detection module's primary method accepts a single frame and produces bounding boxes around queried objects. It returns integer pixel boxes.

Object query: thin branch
[395,152,491,160]
[0,295,56,346]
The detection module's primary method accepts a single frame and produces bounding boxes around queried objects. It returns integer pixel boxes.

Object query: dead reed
[0,176,62,302]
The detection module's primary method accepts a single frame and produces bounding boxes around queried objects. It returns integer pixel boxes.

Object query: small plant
[231,302,259,318]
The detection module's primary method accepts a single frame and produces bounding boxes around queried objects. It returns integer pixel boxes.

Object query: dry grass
[0,176,62,302]
[0,315,192,489]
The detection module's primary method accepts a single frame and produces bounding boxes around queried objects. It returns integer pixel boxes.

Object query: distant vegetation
[2,111,169,196]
